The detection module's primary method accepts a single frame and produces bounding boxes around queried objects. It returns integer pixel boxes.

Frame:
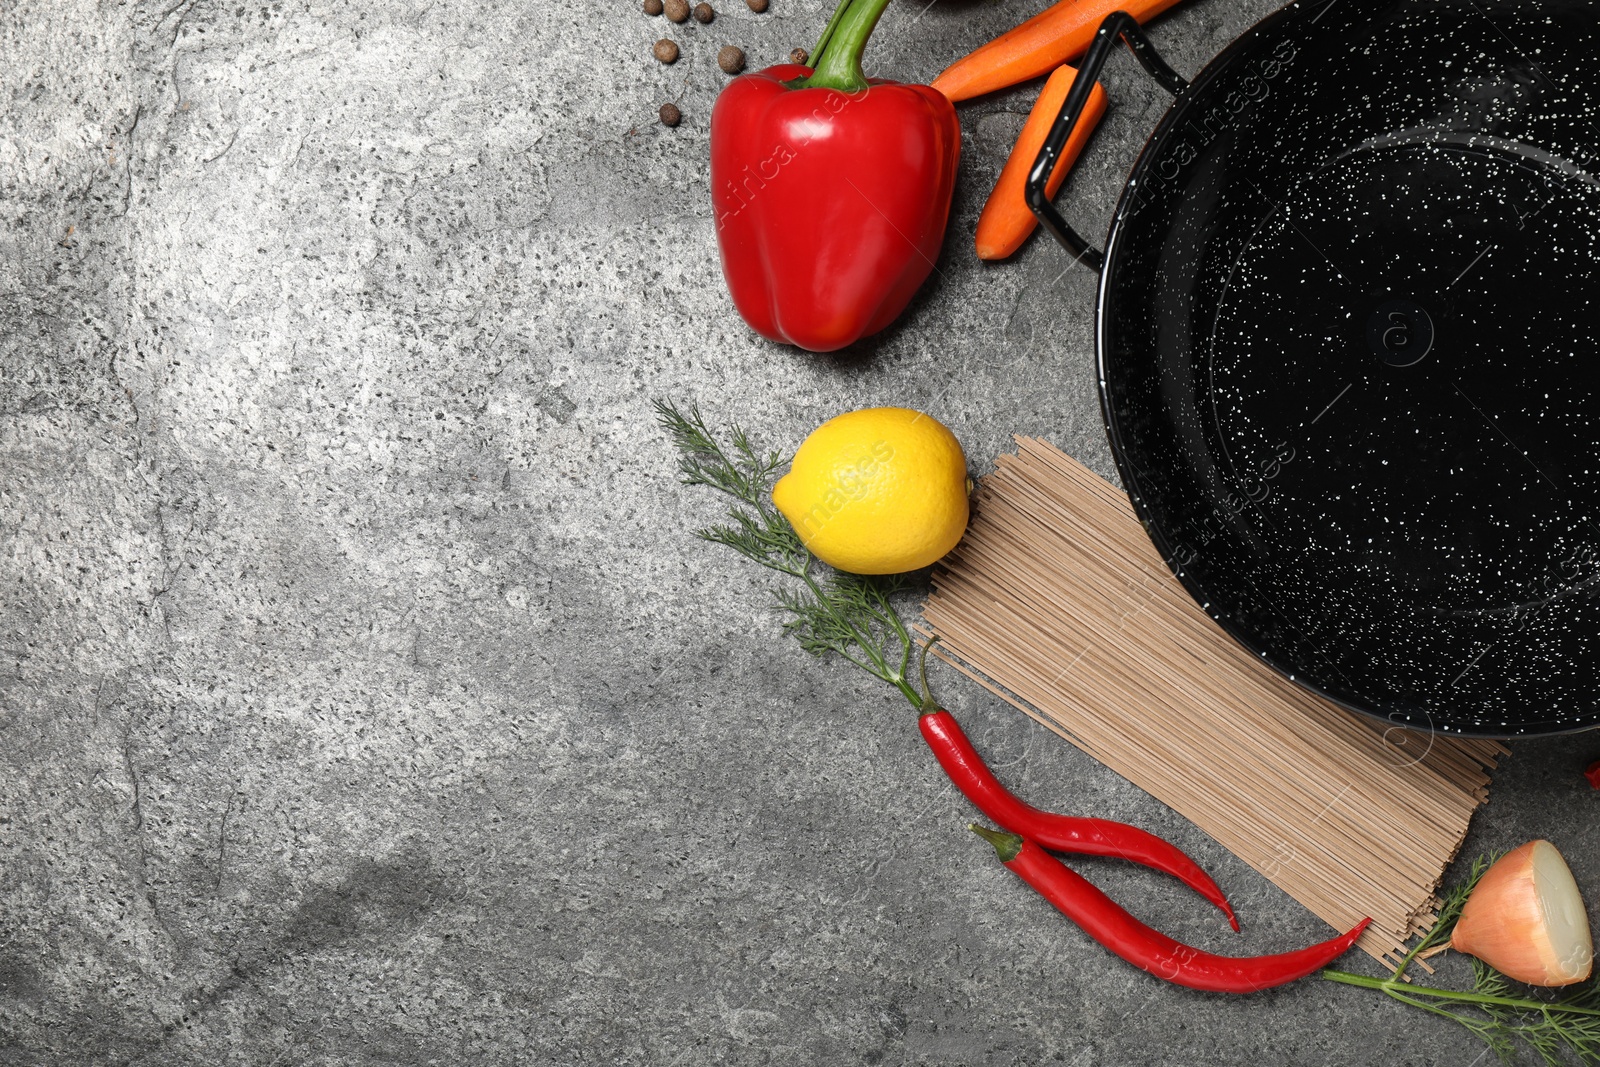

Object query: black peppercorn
[717,45,746,74]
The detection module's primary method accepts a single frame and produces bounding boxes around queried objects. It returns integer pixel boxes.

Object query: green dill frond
[1327,852,1600,1065]
[1471,958,1514,1002]
[659,397,930,710]
[1382,854,1491,984]
[777,584,854,654]
[655,398,782,507]
[698,505,808,576]
[775,573,915,692]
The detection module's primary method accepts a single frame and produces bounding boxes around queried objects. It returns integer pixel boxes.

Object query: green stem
[1389,923,1450,982]
[799,562,875,664]
[808,0,853,68]
[797,558,922,709]
[970,824,1024,862]
[1382,988,1503,1040]
[796,0,895,92]
[887,667,924,709]
[917,636,940,712]
[880,595,918,703]
[1322,970,1600,1017]
[885,653,924,708]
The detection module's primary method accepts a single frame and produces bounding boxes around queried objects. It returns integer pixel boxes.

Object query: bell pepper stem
[808,0,853,70]
[797,0,896,93]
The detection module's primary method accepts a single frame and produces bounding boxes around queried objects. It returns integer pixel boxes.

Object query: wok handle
[1026,11,1188,273]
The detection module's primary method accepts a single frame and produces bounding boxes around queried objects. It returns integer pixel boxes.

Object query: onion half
[1451,840,1593,987]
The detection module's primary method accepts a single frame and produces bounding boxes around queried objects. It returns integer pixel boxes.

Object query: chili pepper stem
[970,823,1024,862]
[917,636,941,712]
[797,0,895,93]
[1321,969,1600,1016]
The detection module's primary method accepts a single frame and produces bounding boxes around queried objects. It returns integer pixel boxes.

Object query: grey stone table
[2,1,1595,1063]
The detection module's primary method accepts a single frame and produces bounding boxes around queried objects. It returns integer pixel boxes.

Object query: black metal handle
[1025,12,1188,273]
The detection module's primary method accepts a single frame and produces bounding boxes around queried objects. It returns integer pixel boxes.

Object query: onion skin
[1451,840,1594,987]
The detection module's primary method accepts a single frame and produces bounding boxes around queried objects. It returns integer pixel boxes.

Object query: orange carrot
[932,0,1184,102]
[975,65,1107,261]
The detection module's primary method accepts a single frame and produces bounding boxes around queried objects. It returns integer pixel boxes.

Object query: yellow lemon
[772,407,969,575]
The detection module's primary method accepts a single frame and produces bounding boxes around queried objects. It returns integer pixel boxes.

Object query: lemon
[772,407,969,575]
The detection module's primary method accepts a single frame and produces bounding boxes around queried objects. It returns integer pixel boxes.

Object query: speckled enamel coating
[1097,0,1600,736]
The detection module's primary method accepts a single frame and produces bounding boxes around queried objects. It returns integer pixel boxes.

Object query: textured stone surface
[1,0,1596,1064]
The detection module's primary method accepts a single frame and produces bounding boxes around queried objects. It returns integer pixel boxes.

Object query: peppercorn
[746,0,768,10]
[717,45,746,74]
[659,103,682,127]
[789,47,808,65]
[664,0,689,21]
[692,2,714,22]
[644,0,664,13]
[653,38,679,63]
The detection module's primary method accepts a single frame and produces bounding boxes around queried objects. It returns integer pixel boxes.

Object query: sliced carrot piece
[975,65,1107,261]
[932,0,1185,103]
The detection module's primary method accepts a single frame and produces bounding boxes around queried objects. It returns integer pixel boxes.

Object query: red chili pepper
[709,0,960,352]
[971,825,1370,993]
[1586,759,1600,789]
[921,708,1240,930]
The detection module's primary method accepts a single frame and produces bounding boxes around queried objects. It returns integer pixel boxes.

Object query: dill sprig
[655,399,926,709]
[1324,853,1600,1065]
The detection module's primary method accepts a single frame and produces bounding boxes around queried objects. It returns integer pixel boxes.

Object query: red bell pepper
[710,0,960,353]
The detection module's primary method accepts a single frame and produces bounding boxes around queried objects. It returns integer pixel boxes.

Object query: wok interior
[1100,0,1600,734]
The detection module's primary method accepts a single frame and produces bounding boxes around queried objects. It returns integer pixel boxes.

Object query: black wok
[1027,0,1600,736]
